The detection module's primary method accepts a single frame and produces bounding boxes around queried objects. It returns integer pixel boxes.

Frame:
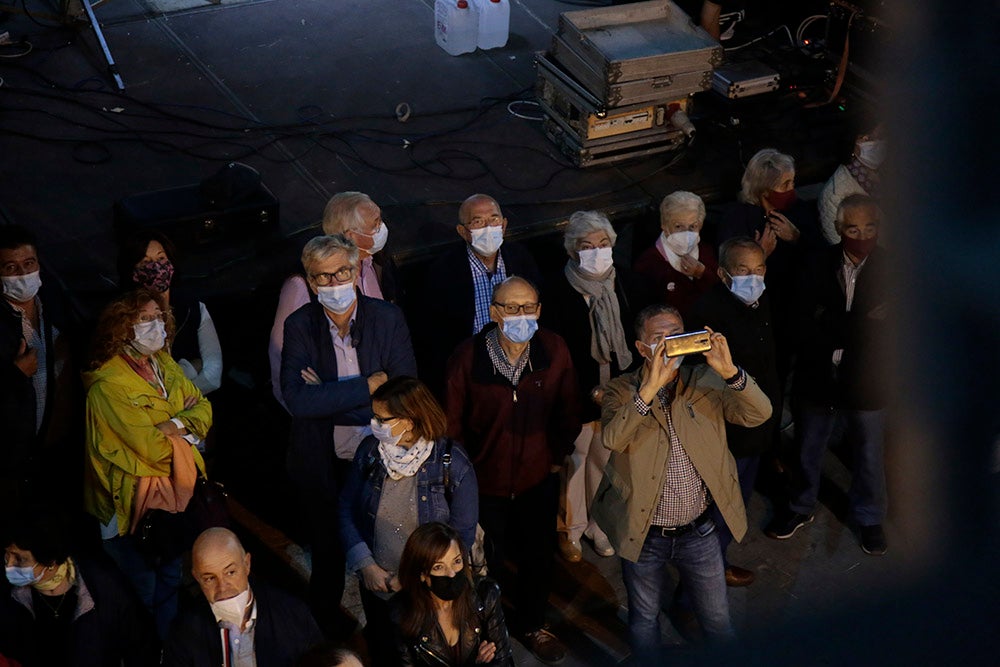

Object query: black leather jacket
[396,578,514,667]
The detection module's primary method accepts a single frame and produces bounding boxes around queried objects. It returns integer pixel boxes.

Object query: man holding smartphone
[592,304,771,661]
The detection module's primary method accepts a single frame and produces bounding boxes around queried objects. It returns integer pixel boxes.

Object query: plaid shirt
[485,326,530,386]
[634,368,747,527]
[468,246,507,335]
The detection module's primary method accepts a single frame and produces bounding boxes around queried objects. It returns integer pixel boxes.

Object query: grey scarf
[563,261,633,369]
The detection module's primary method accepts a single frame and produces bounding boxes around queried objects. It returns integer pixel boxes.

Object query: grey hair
[491,275,539,302]
[322,192,374,235]
[633,304,682,341]
[718,236,765,272]
[740,148,795,204]
[563,210,617,257]
[659,191,706,228]
[301,234,360,274]
[458,194,503,226]
[834,193,882,234]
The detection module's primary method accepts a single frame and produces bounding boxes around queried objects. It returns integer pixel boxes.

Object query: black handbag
[135,477,232,561]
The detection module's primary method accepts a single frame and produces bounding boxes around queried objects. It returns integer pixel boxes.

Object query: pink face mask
[133,259,174,293]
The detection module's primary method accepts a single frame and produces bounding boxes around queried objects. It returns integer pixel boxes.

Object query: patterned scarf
[847,157,881,199]
[378,437,435,481]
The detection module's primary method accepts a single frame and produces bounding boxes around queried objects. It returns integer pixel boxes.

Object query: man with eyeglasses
[1,224,77,512]
[419,194,541,398]
[443,276,580,664]
[280,234,417,639]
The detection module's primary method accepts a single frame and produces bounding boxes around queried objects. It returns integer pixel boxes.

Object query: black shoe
[860,524,887,555]
[521,626,566,664]
[765,510,814,539]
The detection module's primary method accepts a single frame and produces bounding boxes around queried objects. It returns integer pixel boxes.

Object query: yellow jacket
[82,351,211,536]
[593,365,772,562]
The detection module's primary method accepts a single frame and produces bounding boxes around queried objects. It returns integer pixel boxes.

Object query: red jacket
[633,241,719,320]
[444,324,582,498]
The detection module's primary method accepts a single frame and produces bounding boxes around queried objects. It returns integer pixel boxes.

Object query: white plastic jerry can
[435,0,479,56]
[474,0,510,49]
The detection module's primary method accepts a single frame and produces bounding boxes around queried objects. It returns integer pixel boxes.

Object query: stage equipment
[711,61,781,99]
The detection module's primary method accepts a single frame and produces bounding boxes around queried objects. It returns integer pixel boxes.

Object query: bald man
[418,194,542,397]
[163,528,322,667]
[443,277,580,664]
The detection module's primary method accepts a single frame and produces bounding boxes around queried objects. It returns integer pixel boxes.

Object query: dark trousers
[301,457,351,640]
[359,585,401,667]
[478,473,558,633]
[715,455,761,563]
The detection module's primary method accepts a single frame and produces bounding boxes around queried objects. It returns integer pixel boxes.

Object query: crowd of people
[0,135,890,665]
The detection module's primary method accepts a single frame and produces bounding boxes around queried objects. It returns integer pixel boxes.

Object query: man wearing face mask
[689,237,781,587]
[634,191,719,321]
[419,194,542,398]
[443,277,580,664]
[0,225,77,511]
[591,305,771,661]
[163,528,321,666]
[818,122,886,245]
[766,195,890,556]
[281,234,417,639]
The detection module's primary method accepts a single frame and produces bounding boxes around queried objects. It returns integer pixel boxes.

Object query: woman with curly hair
[393,523,513,667]
[82,287,212,639]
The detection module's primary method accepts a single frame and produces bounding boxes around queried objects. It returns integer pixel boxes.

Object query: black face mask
[427,573,468,601]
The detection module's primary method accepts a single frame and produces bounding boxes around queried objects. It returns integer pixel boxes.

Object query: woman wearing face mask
[118,231,223,395]
[718,148,821,386]
[540,211,641,564]
[82,288,212,640]
[339,376,478,667]
[393,523,513,667]
[0,508,159,666]
[634,191,720,320]
[269,192,397,410]
[818,122,886,245]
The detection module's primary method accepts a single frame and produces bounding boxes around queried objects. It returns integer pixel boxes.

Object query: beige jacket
[592,365,772,562]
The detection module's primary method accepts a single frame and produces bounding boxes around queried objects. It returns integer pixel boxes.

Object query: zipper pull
[686,403,695,419]
[513,389,518,403]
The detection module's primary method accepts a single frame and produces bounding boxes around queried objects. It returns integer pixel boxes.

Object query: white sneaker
[586,530,615,557]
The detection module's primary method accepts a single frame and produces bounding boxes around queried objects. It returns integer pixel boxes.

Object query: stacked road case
[537,0,723,167]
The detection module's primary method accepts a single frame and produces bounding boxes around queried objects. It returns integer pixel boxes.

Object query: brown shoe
[725,565,756,587]
[521,626,566,664]
[557,534,582,563]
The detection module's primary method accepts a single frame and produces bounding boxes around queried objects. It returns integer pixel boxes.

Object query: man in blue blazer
[281,233,417,638]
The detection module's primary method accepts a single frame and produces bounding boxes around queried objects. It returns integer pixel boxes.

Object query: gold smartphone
[663,330,712,358]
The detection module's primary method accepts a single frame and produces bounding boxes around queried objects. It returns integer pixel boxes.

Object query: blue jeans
[102,535,182,641]
[621,519,734,660]
[791,407,886,525]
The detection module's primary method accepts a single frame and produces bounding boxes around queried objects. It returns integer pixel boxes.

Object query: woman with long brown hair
[82,287,212,639]
[394,523,512,666]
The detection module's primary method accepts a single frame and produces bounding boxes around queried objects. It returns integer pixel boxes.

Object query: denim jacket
[339,436,479,573]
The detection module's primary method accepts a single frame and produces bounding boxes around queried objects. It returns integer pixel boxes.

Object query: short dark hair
[0,224,39,252]
[117,230,178,289]
[718,236,764,272]
[633,304,682,341]
[2,507,72,568]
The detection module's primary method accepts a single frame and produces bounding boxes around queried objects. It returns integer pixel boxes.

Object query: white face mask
[2,271,42,303]
[317,283,357,314]
[469,225,504,256]
[209,587,252,629]
[371,419,405,447]
[856,139,886,170]
[361,224,389,254]
[578,247,614,276]
[662,231,699,256]
[132,319,166,355]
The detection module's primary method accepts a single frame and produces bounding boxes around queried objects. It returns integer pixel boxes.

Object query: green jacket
[593,364,771,562]
[82,351,211,536]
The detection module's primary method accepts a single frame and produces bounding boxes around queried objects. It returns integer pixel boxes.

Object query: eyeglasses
[464,214,503,230]
[310,266,356,286]
[354,221,385,238]
[371,414,400,426]
[492,301,540,315]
